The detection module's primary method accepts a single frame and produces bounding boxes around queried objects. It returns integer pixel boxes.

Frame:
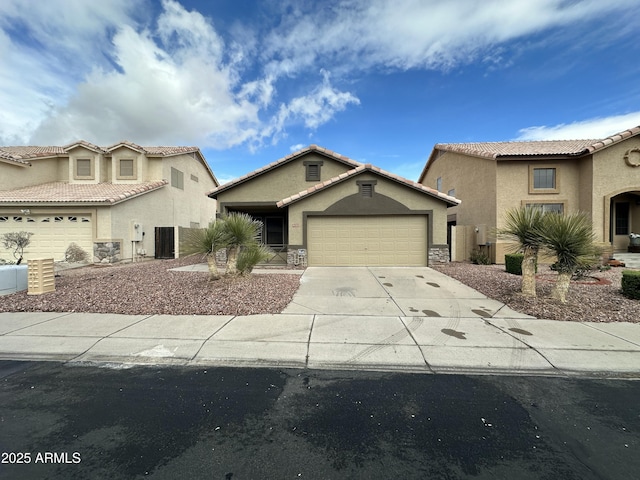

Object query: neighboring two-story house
[208,145,459,267]
[0,141,218,263]
[419,125,640,263]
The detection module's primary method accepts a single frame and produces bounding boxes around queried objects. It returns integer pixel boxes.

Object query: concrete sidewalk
[1,311,640,377]
[0,266,639,377]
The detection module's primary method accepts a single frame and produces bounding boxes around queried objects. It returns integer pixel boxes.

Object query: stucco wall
[422,152,497,228]
[591,137,640,246]
[1,157,64,190]
[216,153,353,208]
[496,159,581,225]
[161,154,218,228]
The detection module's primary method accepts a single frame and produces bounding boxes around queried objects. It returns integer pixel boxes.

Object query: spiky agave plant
[222,213,263,275]
[497,207,546,297]
[540,211,596,303]
[182,221,228,280]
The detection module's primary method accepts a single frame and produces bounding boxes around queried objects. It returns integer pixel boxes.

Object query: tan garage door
[0,214,93,262]
[307,215,428,266]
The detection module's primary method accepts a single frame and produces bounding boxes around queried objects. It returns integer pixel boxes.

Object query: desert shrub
[237,244,272,274]
[505,253,524,275]
[470,249,491,265]
[1,231,33,264]
[621,270,640,300]
[65,242,89,262]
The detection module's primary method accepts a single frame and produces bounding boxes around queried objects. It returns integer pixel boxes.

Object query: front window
[526,203,564,214]
[533,168,556,189]
[118,158,135,178]
[75,158,93,178]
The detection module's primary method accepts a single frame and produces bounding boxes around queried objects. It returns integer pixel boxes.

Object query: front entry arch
[607,191,640,252]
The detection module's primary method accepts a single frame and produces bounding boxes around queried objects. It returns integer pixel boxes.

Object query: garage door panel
[308,215,427,267]
[0,214,93,262]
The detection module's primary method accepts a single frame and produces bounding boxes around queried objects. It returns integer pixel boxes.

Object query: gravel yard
[0,256,302,316]
[433,262,640,323]
[1,257,638,322]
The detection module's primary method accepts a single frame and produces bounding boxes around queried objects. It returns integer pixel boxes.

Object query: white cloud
[516,112,640,140]
[263,0,639,74]
[1,0,639,148]
[262,71,360,146]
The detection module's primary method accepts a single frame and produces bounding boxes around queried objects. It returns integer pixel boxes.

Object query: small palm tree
[183,221,227,280]
[223,213,263,275]
[540,211,596,303]
[497,207,546,297]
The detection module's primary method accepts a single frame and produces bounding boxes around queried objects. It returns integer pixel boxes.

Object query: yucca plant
[237,243,273,274]
[497,207,546,297]
[182,221,228,280]
[222,213,263,275]
[540,211,596,303]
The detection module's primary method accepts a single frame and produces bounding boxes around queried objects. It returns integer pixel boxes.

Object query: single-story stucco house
[207,145,459,267]
[419,125,640,263]
[0,140,219,263]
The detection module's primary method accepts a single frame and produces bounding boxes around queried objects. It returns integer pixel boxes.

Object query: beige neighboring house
[418,125,640,263]
[208,145,459,267]
[0,141,219,263]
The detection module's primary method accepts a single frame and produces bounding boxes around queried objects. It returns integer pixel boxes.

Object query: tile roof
[207,145,364,197]
[0,141,218,186]
[277,164,460,208]
[434,139,600,159]
[0,181,168,205]
[0,149,32,166]
[0,141,202,160]
[419,124,640,182]
[434,125,640,159]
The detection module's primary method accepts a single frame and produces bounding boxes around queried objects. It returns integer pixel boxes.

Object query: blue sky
[2,0,640,183]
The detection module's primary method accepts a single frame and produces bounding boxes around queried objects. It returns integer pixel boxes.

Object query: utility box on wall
[27,258,55,295]
[475,224,488,246]
[131,221,144,242]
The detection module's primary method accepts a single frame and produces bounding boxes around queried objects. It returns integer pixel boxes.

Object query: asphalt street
[0,361,638,480]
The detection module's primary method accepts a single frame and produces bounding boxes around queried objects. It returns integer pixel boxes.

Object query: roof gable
[106,141,145,153]
[207,145,363,197]
[277,164,460,208]
[64,140,106,154]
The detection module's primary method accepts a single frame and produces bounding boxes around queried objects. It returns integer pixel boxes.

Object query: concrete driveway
[283,266,530,319]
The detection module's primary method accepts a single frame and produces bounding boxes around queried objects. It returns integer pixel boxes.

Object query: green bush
[621,270,640,300]
[236,244,272,274]
[505,253,524,275]
[470,249,491,265]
